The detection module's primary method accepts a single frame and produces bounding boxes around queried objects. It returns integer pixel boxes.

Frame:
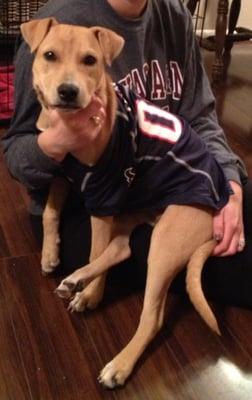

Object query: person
[2,0,252,307]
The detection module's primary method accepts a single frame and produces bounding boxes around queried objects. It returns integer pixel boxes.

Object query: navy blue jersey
[63,84,231,216]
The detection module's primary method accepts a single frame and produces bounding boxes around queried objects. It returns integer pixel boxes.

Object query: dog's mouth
[51,103,82,112]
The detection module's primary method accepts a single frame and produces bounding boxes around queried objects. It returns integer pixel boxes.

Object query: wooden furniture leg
[212,0,229,81]
[225,0,241,51]
[187,0,200,15]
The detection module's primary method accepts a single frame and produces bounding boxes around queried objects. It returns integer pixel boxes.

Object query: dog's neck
[73,74,117,166]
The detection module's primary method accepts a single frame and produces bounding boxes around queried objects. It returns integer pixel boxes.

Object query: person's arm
[2,42,61,191]
[178,7,247,186]
[178,7,247,255]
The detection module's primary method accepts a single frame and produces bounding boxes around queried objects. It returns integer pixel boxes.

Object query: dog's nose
[57,83,79,102]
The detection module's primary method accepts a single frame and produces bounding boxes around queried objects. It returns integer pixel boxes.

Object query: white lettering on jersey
[136,99,182,143]
[151,60,166,100]
[132,68,146,97]
[169,61,183,100]
[143,62,149,83]
[119,73,133,90]
[118,60,183,102]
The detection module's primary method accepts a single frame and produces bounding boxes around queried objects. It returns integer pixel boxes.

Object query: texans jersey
[63,84,231,216]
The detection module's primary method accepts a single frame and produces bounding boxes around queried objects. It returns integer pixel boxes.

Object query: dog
[21,18,231,388]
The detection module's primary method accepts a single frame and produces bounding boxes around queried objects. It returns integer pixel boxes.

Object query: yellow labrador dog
[21,18,228,388]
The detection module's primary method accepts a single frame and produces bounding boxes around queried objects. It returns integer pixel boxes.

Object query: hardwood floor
[0,42,251,399]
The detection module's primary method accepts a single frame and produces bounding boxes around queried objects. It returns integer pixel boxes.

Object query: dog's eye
[44,51,57,61]
[83,55,97,66]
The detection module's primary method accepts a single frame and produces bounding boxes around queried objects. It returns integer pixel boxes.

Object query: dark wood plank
[1,255,108,400]
[2,253,252,400]
[0,272,32,399]
[166,304,252,400]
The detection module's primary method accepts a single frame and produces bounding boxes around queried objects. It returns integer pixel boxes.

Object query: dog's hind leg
[56,233,131,301]
[67,234,132,312]
[69,216,114,311]
[57,215,123,311]
[56,215,139,311]
[98,205,213,388]
[41,177,69,274]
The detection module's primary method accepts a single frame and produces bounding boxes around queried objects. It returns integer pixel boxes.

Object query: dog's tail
[186,239,220,335]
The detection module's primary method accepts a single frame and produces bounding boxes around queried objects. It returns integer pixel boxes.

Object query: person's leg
[201,180,252,308]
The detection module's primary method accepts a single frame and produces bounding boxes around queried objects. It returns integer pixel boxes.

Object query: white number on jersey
[136,99,182,143]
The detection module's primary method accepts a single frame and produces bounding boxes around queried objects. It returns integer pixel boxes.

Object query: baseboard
[195,29,215,38]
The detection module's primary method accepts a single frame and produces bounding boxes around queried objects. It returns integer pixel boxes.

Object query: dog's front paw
[55,278,84,299]
[55,267,94,298]
[68,292,87,312]
[41,239,60,274]
[98,356,133,389]
[67,281,105,312]
[56,275,105,312]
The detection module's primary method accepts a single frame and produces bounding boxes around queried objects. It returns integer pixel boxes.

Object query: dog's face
[21,18,124,111]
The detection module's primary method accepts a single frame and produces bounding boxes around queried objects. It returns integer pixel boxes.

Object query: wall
[200,0,252,32]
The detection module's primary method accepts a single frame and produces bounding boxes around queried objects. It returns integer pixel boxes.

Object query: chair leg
[225,0,241,51]
[186,0,200,15]
[212,0,229,82]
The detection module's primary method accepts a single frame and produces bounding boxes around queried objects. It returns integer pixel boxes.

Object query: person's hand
[212,180,245,256]
[38,96,105,162]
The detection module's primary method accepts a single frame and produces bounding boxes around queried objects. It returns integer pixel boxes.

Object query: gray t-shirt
[2,0,247,214]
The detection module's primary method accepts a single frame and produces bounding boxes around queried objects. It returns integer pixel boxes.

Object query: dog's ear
[20,17,59,52]
[91,27,125,66]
